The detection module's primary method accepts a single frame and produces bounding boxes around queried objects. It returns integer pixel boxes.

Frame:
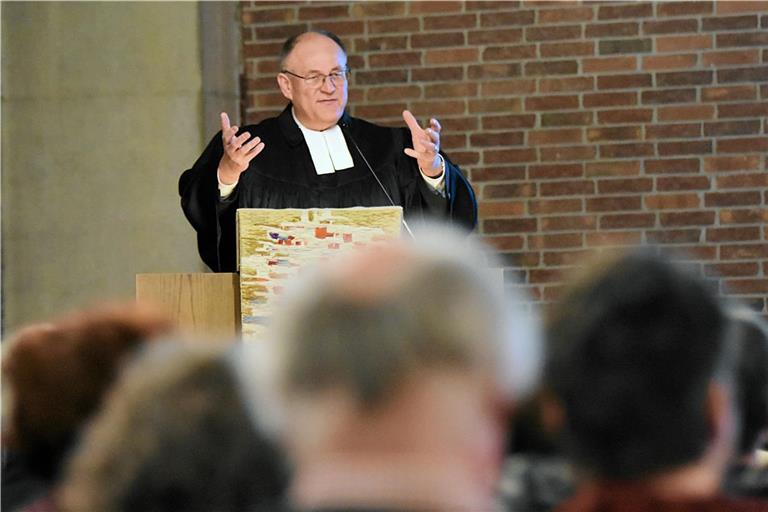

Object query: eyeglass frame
[280,68,351,87]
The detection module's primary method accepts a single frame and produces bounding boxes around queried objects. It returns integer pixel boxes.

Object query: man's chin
[323,112,344,128]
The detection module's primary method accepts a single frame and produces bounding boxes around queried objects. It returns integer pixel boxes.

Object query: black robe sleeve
[178,130,240,272]
[443,153,478,231]
[393,126,477,231]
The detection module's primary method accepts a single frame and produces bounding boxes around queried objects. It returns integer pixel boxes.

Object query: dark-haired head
[545,247,735,479]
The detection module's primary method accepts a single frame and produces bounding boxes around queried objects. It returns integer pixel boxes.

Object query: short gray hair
[261,224,541,411]
[279,30,347,70]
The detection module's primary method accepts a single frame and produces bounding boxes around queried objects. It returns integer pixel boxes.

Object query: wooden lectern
[135,273,240,338]
[138,207,505,340]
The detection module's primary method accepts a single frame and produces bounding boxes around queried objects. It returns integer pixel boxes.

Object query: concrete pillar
[1,2,235,333]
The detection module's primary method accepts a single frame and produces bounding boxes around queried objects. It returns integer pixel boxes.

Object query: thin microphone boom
[339,120,415,239]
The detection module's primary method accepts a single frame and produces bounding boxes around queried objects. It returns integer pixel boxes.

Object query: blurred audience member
[545,248,767,511]
[250,226,542,511]
[58,342,288,512]
[723,308,768,499]
[499,392,575,511]
[1,303,172,512]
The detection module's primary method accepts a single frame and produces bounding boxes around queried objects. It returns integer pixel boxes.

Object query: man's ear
[277,73,293,101]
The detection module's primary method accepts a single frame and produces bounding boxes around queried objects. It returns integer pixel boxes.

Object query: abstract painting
[237,206,403,340]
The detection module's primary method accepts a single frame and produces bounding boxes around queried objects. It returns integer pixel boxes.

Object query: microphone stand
[339,120,415,239]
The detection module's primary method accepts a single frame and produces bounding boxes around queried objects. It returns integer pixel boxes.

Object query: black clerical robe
[179,105,478,272]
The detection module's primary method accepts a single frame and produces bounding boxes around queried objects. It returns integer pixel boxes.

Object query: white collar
[292,109,354,175]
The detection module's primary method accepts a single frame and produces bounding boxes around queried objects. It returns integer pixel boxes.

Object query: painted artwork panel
[237,206,403,340]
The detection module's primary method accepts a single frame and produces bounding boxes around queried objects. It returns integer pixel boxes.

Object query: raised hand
[402,110,443,178]
[218,112,265,185]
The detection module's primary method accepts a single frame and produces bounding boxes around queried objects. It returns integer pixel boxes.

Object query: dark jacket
[557,482,768,512]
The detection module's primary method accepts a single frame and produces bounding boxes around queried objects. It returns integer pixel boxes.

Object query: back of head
[241,226,541,510]
[270,225,539,413]
[59,342,288,512]
[546,248,731,479]
[1,303,172,480]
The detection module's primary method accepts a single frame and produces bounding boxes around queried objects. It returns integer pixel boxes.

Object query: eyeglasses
[281,68,350,88]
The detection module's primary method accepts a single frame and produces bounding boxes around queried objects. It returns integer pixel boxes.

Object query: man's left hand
[403,110,443,178]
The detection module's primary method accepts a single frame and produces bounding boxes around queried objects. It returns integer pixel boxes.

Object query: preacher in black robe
[179,105,478,272]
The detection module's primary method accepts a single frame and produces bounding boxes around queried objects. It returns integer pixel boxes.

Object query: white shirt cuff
[420,154,446,196]
[217,168,238,199]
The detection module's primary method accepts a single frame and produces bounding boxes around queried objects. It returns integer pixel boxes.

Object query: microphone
[339,119,415,239]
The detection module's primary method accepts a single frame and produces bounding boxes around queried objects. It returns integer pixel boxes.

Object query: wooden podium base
[136,268,505,340]
[136,273,240,339]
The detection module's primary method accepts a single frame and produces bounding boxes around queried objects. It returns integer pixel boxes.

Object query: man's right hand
[218,112,265,185]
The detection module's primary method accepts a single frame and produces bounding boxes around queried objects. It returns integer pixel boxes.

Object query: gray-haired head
[279,29,347,70]
[251,223,541,421]
[59,342,288,512]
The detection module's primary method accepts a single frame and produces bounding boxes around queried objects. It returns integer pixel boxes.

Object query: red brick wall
[241,0,768,313]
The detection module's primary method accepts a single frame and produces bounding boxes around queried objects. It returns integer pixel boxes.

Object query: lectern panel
[237,207,403,340]
[135,273,240,339]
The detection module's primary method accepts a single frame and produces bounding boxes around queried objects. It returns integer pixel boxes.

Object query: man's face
[278,33,348,131]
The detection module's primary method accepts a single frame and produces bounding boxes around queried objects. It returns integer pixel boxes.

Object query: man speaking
[179,30,478,272]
